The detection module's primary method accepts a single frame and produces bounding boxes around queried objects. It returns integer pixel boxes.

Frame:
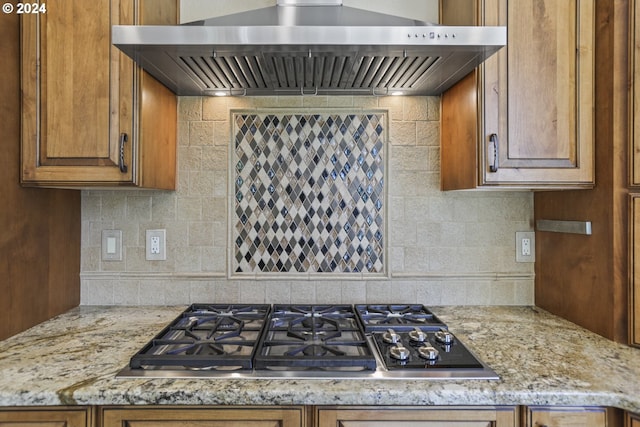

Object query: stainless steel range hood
[112,0,506,96]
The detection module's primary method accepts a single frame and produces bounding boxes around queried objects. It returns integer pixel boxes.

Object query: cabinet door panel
[525,407,607,427]
[631,195,640,346]
[339,422,491,427]
[0,408,89,427]
[41,0,113,162]
[317,407,517,427]
[483,0,594,184]
[101,407,303,427]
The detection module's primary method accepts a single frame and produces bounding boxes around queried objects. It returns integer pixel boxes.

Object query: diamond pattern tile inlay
[232,112,386,274]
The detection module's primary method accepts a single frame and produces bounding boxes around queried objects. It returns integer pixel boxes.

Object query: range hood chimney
[112,0,505,96]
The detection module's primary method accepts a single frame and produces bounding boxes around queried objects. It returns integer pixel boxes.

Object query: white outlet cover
[515,231,535,263]
[146,229,166,261]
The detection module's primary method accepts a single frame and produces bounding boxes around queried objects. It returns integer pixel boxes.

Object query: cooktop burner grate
[129,304,271,370]
[355,304,447,332]
[253,304,377,371]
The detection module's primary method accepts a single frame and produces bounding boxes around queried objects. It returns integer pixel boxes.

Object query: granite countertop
[0,305,639,412]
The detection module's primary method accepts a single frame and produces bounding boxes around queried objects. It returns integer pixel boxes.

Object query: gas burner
[128,304,271,370]
[254,304,377,371]
[389,343,410,360]
[408,327,428,343]
[382,328,401,344]
[355,304,447,332]
[435,329,455,344]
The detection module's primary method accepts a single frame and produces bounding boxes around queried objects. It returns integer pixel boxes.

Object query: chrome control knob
[408,327,427,343]
[383,328,401,344]
[418,345,439,360]
[435,329,454,344]
[390,343,410,360]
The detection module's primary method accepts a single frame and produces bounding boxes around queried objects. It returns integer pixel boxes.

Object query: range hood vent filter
[179,53,446,96]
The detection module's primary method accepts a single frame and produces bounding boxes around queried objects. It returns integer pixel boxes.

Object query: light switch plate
[102,230,122,261]
[516,231,535,263]
[146,229,166,261]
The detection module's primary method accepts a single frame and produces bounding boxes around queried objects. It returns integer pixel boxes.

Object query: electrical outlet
[516,231,535,263]
[102,230,122,261]
[146,229,166,261]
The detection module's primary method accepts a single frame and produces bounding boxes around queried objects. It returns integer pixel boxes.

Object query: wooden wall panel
[0,13,80,340]
[533,0,628,342]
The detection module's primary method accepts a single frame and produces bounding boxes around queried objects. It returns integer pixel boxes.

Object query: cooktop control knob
[418,345,439,360]
[383,328,401,344]
[389,343,410,361]
[408,327,427,343]
[435,329,454,344]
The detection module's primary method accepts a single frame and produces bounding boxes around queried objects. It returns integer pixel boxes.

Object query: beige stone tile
[125,246,151,272]
[327,96,354,107]
[315,280,342,303]
[179,146,203,171]
[365,280,393,302]
[201,146,228,171]
[390,246,405,272]
[389,280,418,302]
[403,247,429,272]
[202,246,226,273]
[139,281,167,305]
[174,247,202,272]
[265,281,292,303]
[114,280,139,305]
[427,96,440,121]
[389,121,416,145]
[290,281,317,303]
[190,281,216,302]
[178,97,202,121]
[416,281,444,305]
[126,196,152,222]
[302,96,329,108]
[416,120,439,146]
[377,96,403,121]
[238,280,266,303]
[341,281,366,303]
[164,280,192,305]
[276,96,303,108]
[188,171,215,197]
[82,279,114,305]
[177,197,202,222]
[189,222,214,247]
[213,121,231,146]
[202,197,227,222]
[189,121,215,146]
[403,97,430,121]
[212,221,227,247]
[390,146,428,171]
[82,247,101,272]
[202,97,229,121]
[177,120,190,147]
[215,279,240,302]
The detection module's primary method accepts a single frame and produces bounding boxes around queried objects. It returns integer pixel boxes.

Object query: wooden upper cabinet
[21,0,177,188]
[523,406,608,427]
[631,195,640,346]
[441,0,595,190]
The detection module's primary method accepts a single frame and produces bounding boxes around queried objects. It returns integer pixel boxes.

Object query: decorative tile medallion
[231,111,386,274]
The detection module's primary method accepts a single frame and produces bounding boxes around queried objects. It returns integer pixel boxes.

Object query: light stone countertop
[0,305,639,412]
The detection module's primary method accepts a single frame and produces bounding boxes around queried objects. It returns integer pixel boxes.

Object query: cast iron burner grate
[253,304,377,371]
[129,304,271,370]
[355,304,447,332]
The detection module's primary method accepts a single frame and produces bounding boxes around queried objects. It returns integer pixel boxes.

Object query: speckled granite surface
[0,305,639,412]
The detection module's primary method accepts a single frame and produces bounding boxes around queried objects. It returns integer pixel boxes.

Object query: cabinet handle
[488,133,498,172]
[119,133,128,174]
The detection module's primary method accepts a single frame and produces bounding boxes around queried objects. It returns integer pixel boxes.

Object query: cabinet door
[21,0,177,188]
[316,406,518,427]
[441,0,595,189]
[524,406,607,427]
[21,0,134,185]
[101,406,305,427]
[631,195,640,346]
[628,412,640,427]
[0,407,90,427]
[632,0,640,187]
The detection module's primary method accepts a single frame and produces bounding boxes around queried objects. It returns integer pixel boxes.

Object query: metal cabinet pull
[488,133,498,172]
[119,133,128,173]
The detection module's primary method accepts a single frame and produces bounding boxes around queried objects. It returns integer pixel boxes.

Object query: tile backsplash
[232,111,386,275]
[81,95,534,306]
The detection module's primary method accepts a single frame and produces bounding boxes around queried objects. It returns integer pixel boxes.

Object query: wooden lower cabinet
[523,406,609,427]
[0,407,92,426]
[100,406,306,427]
[627,412,640,427]
[315,406,519,427]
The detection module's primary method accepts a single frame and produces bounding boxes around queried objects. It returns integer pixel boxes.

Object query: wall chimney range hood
[112,0,506,96]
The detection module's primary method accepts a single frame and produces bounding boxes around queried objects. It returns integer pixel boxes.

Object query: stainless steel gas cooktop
[116,304,498,380]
